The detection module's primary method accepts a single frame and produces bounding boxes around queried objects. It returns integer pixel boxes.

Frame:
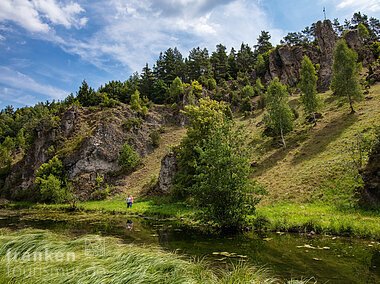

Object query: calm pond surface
[0,209,379,283]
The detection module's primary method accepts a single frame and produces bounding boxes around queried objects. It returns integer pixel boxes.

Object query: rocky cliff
[1,104,177,200]
[266,20,377,92]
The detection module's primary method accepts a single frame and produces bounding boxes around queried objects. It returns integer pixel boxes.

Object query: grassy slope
[242,84,380,204]
[115,126,186,197]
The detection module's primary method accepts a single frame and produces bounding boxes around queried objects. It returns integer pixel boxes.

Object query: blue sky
[0,0,379,109]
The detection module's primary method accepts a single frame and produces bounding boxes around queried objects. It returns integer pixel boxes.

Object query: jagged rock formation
[2,105,177,200]
[315,20,338,91]
[361,141,380,207]
[344,29,375,67]
[266,20,337,92]
[155,152,178,194]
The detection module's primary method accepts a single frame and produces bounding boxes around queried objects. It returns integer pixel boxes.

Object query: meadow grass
[255,203,380,239]
[0,229,280,284]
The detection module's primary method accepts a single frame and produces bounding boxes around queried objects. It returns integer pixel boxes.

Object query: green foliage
[98,80,128,102]
[191,80,203,98]
[130,90,148,116]
[123,117,143,132]
[357,23,370,39]
[149,130,161,148]
[299,56,319,119]
[76,80,99,107]
[169,77,184,103]
[35,156,69,203]
[118,143,141,172]
[331,40,363,113]
[255,54,267,76]
[38,174,68,204]
[210,44,228,82]
[265,78,294,147]
[175,98,261,230]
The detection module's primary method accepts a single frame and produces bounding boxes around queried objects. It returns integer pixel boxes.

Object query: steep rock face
[344,29,375,67]
[266,20,337,92]
[266,45,319,88]
[362,142,380,206]
[315,20,337,91]
[2,105,177,200]
[155,152,178,194]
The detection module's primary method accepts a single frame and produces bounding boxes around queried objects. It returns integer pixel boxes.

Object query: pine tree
[300,56,319,122]
[140,63,155,101]
[265,78,294,147]
[331,39,362,114]
[210,44,228,82]
[254,31,273,56]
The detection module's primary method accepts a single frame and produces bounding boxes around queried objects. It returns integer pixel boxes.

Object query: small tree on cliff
[331,39,363,114]
[300,55,319,122]
[265,78,294,148]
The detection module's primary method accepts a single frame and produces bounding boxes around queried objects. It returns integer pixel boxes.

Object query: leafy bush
[38,174,68,203]
[150,130,161,148]
[34,156,70,203]
[123,117,143,131]
[118,143,141,172]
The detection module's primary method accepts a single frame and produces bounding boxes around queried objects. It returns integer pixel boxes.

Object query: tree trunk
[280,128,286,148]
[349,97,355,114]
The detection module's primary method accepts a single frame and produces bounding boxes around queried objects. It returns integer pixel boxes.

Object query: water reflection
[0,210,379,283]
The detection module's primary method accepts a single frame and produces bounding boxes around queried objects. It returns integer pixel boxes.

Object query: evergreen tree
[265,78,294,147]
[98,80,128,102]
[186,47,211,81]
[331,40,363,114]
[254,31,273,56]
[76,80,98,107]
[210,44,228,82]
[236,43,255,74]
[155,48,185,86]
[140,63,155,101]
[300,56,319,122]
[227,47,238,79]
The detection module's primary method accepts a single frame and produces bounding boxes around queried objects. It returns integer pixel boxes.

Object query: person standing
[126,195,134,208]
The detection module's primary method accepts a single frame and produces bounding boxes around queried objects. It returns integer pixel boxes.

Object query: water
[0,209,379,283]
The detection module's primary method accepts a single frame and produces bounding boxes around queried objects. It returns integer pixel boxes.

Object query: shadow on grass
[252,128,310,177]
[291,112,358,165]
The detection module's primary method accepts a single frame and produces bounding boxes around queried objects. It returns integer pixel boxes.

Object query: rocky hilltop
[265,20,376,91]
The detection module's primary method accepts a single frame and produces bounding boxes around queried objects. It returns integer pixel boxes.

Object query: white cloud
[0,0,87,33]
[0,87,38,107]
[336,0,380,12]
[0,66,69,100]
[50,0,285,72]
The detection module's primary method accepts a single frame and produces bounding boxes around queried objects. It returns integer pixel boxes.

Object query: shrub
[123,117,142,132]
[150,130,161,148]
[34,156,70,203]
[118,143,140,172]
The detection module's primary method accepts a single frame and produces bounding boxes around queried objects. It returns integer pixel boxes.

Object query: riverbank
[2,199,380,239]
